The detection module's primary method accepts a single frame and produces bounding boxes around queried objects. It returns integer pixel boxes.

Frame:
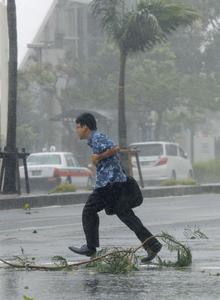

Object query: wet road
[1,194,220,299]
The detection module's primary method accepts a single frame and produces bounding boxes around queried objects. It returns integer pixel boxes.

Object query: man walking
[69,113,162,262]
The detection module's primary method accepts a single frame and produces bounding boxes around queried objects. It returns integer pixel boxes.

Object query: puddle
[0,266,220,300]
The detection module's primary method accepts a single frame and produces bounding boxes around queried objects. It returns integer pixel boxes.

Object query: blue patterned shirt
[88,130,127,188]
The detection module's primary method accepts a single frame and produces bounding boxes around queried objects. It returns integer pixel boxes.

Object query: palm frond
[120,9,162,53]
[91,0,199,55]
[140,0,200,35]
[91,0,124,40]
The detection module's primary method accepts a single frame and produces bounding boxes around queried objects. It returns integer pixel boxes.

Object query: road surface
[0,194,220,299]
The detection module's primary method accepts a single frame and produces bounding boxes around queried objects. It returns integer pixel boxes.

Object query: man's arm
[91,146,120,165]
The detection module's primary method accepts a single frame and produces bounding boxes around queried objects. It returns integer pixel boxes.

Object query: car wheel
[188,170,193,179]
[171,170,176,180]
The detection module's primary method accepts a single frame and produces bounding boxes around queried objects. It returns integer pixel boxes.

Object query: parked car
[19,152,93,192]
[128,141,193,183]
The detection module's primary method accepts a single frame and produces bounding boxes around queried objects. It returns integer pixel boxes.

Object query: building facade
[19,0,145,159]
[20,0,104,155]
[21,0,99,68]
[0,0,8,147]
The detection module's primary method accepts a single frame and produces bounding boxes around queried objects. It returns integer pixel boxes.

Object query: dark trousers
[82,184,159,250]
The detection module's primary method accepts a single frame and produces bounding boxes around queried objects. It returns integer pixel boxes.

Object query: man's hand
[91,154,100,166]
[91,146,120,166]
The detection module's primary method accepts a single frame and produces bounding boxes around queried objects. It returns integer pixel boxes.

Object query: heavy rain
[1,0,220,299]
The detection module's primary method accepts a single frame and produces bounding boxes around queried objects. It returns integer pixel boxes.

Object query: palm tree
[91,0,199,171]
[3,0,18,193]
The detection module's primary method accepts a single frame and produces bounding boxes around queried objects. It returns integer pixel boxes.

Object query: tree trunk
[3,0,18,193]
[190,125,194,164]
[118,50,130,174]
[118,50,127,147]
[154,111,163,141]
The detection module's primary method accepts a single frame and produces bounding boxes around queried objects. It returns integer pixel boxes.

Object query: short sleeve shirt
[88,131,127,188]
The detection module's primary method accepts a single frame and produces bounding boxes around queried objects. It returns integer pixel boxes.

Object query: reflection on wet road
[1,267,220,300]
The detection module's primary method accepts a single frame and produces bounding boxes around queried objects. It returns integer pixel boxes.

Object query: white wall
[194,134,215,163]
[0,1,8,147]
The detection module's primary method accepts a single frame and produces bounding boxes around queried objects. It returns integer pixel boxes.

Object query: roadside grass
[160,178,197,186]
[23,296,34,300]
[49,183,77,193]
[193,159,220,183]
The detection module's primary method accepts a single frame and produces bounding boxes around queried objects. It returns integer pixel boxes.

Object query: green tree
[203,26,220,76]
[177,72,220,162]
[71,41,119,110]
[169,0,220,76]
[183,0,220,28]
[18,61,73,150]
[3,0,18,193]
[17,70,41,151]
[18,42,119,152]
[91,0,198,170]
[17,65,56,151]
[127,44,179,140]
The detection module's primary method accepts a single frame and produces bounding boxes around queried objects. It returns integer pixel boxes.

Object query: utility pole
[2,0,17,193]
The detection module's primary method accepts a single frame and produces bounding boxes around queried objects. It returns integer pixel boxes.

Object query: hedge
[193,160,220,184]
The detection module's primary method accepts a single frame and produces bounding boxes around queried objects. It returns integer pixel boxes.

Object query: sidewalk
[0,183,220,210]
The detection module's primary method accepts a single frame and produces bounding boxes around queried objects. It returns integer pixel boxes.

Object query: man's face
[75,123,89,139]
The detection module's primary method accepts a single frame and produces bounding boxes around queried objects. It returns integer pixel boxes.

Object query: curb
[141,184,220,198]
[0,184,220,210]
[0,191,90,210]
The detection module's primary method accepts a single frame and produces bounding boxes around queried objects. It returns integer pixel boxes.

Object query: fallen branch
[0,250,133,271]
[0,258,66,271]
[0,232,192,271]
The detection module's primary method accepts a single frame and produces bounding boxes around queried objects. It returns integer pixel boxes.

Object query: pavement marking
[199,266,220,270]
[0,223,82,233]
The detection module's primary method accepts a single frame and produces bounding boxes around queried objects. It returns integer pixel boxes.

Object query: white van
[128,141,193,183]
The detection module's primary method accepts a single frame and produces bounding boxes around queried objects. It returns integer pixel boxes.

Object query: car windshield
[131,144,163,156]
[27,154,62,165]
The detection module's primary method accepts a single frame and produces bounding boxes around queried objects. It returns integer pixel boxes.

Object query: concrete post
[0,0,9,147]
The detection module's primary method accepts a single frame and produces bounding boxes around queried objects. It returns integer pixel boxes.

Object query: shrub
[23,296,34,300]
[49,183,77,193]
[160,178,197,186]
[193,160,220,184]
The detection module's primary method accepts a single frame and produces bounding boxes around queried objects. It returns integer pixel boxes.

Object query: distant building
[20,0,100,68]
[0,0,8,147]
[19,0,106,153]
[19,0,144,155]
[20,0,137,68]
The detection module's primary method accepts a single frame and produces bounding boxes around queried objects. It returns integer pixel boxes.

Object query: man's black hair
[75,113,97,130]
